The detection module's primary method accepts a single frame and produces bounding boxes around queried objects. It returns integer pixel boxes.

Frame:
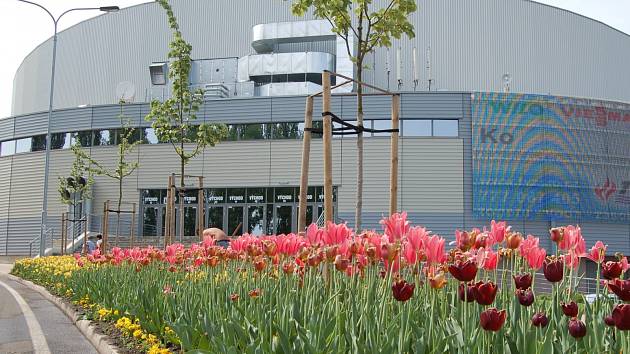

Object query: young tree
[146,0,228,239]
[78,102,141,246]
[58,142,94,252]
[292,0,416,230]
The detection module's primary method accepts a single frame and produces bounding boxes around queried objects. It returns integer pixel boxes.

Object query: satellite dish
[116,81,136,103]
[502,73,512,85]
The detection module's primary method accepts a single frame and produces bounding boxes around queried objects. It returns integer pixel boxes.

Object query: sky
[0,0,629,119]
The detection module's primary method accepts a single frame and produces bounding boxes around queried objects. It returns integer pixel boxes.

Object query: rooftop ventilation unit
[149,62,168,85]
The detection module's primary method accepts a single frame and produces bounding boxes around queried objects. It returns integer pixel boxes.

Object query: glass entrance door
[183,207,197,237]
[227,206,244,236]
[207,206,224,229]
[275,205,293,235]
[247,205,265,236]
[142,207,159,236]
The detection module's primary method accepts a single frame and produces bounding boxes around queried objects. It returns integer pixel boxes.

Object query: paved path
[0,264,98,354]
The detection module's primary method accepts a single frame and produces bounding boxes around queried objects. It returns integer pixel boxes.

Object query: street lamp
[16,0,119,256]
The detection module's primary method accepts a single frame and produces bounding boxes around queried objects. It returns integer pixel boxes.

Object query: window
[433,120,458,137]
[93,130,114,146]
[31,135,46,152]
[402,120,431,136]
[76,131,92,147]
[272,122,302,139]
[372,120,392,137]
[51,133,69,149]
[1,140,15,156]
[15,138,32,153]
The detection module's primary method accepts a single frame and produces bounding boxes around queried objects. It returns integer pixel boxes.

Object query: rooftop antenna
[426,46,433,91]
[385,48,391,91]
[502,73,512,93]
[412,47,419,91]
[396,46,402,90]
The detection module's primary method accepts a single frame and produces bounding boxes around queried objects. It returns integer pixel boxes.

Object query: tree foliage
[292,0,417,231]
[145,0,228,170]
[58,142,93,206]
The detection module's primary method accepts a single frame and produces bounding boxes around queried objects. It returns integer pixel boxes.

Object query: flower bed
[11,213,630,353]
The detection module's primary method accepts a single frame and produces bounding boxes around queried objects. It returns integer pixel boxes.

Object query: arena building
[1,0,629,256]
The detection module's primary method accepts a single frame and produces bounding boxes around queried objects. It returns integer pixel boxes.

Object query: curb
[8,274,120,354]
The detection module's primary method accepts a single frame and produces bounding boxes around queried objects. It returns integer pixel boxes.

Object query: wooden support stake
[130,203,136,248]
[61,213,66,255]
[169,174,176,245]
[297,96,314,234]
[102,201,109,254]
[198,176,204,240]
[322,71,334,223]
[389,94,400,216]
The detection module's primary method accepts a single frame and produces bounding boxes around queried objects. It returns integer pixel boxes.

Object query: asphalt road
[0,264,98,354]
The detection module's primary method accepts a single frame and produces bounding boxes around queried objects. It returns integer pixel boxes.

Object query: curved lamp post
[16,0,119,256]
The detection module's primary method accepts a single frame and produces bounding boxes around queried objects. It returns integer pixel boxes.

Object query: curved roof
[11,0,630,115]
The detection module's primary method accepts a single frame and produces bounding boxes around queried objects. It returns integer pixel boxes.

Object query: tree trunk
[179,145,185,242]
[355,65,364,232]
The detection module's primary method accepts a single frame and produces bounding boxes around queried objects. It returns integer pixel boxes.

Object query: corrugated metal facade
[9,0,630,116]
[2,92,627,255]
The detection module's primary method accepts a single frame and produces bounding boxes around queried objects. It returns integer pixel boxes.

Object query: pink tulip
[586,241,607,263]
[323,222,353,245]
[424,235,446,264]
[490,220,508,244]
[479,248,499,271]
[407,226,428,251]
[306,223,323,246]
[525,247,546,270]
[403,242,418,265]
[519,235,540,259]
[380,212,410,243]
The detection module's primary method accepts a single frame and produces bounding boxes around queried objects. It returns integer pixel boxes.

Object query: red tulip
[282,261,295,274]
[561,301,579,317]
[479,308,507,332]
[392,279,415,302]
[458,282,476,302]
[448,259,478,282]
[248,288,262,298]
[543,257,564,283]
[531,312,549,327]
[568,318,586,338]
[230,293,240,302]
[516,288,534,307]
[513,273,532,290]
[609,279,630,302]
[473,281,498,305]
[612,304,630,330]
[602,261,623,280]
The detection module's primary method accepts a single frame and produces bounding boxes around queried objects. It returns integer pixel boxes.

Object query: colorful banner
[472,93,630,221]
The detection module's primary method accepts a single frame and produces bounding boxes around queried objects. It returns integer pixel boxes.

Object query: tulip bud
[505,232,523,249]
[550,227,564,244]
[568,318,586,338]
[543,257,564,283]
[516,288,534,307]
[458,282,476,302]
[230,293,239,302]
[479,308,507,332]
[513,273,533,290]
[531,312,548,327]
[604,315,615,327]
[561,301,579,317]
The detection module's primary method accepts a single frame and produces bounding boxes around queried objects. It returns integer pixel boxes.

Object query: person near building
[202,227,230,248]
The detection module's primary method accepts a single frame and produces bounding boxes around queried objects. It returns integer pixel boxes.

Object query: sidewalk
[0,264,98,354]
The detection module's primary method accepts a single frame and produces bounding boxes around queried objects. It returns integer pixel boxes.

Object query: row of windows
[0,119,459,157]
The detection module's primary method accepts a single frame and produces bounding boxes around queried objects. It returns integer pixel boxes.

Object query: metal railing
[28,227,54,257]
